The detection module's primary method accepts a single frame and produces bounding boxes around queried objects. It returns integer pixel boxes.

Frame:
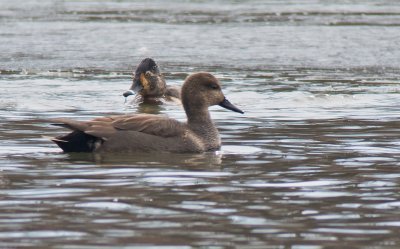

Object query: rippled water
[1,0,400,248]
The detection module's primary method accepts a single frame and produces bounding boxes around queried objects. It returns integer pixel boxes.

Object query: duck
[52,72,243,153]
[123,58,181,104]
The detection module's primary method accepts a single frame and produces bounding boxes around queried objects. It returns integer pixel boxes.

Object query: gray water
[1,0,400,248]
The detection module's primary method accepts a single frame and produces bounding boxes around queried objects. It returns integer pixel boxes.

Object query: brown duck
[123,58,180,104]
[52,72,243,153]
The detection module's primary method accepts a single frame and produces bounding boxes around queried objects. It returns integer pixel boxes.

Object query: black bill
[122,77,143,97]
[122,57,158,97]
[219,98,244,114]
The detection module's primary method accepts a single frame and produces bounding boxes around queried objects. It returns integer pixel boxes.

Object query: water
[1,0,400,248]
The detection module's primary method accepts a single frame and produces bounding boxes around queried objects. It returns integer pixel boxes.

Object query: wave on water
[2,1,400,26]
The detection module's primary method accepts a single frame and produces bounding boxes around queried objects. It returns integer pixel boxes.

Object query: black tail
[52,130,102,153]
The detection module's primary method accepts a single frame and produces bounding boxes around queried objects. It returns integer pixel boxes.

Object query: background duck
[123,58,181,104]
[53,72,243,153]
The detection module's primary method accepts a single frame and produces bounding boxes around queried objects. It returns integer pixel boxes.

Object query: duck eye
[209,84,219,90]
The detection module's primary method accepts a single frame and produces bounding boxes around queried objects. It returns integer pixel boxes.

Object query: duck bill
[122,89,135,97]
[123,58,159,97]
[219,98,244,114]
[122,77,143,97]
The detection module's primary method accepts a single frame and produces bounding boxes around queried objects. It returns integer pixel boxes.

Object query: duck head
[123,58,167,98]
[181,72,244,115]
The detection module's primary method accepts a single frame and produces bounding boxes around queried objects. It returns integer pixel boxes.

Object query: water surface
[1,1,400,248]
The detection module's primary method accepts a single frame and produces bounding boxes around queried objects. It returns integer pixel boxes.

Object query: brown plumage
[52,72,243,153]
[123,58,181,104]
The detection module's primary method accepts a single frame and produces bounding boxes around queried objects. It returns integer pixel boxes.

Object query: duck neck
[185,105,220,150]
[186,106,213,126]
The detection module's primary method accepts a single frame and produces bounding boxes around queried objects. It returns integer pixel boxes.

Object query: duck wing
[51,118,89,131]
[166,86,181,99]
[52,114,184,140]
[110,114,184,137]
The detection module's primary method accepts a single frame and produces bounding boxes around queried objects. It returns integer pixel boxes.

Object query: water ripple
[1,1,400,248]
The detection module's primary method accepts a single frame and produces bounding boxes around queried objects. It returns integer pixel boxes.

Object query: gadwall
[123,58,180,104]
[52,72,243,153]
